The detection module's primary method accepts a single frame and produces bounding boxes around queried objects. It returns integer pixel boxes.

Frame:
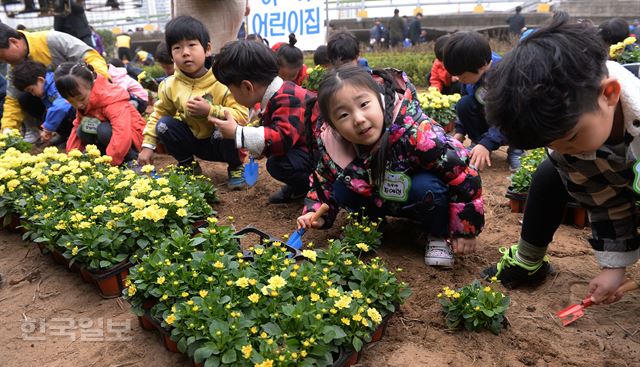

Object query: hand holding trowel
[556,279,638,326]
[288,203,330,250]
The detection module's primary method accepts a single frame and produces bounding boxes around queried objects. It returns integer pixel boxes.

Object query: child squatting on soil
[297,65,485,267]
[481,12,640,304]
[210,40,317,204]
[55,62,146,166]
[136,16,248,187]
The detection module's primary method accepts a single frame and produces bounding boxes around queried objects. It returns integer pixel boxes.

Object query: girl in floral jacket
[297,65,484,267]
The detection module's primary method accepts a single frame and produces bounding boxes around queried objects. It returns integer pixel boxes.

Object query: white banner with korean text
[249,0,326,51]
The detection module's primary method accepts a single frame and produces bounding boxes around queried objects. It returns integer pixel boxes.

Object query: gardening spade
[556,279,638,326]
[286,203,330,250]
[244,156,259,187]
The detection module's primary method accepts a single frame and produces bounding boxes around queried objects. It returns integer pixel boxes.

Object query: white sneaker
[424,239,454,268]
[23,129,40,144]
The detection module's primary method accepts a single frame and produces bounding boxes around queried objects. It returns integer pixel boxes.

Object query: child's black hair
[434,34,451,61]
[212,39,279,86]
[327,31,360,67]
[598,18,630,46]
[0,23,22,49]
[54,62,97,99]
[485,11,608,149]
[313,45,329,66]
[165,15,210,51]
[317,65,397,186]
[276,33,303,68]
[442,31,491,75]
[155,41,172,64]
[12,59,46,91]
[109,58,125,67]
[247,33,270,47]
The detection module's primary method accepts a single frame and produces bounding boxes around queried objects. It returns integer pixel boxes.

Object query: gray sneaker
[424,239,454,268]
[23,129,40,144]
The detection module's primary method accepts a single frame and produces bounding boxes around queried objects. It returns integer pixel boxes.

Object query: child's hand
[297,211,325,230]
[208,109,238,140]
[451,237,477,254]
[40,129,53,143]
[453,133,465,143]
[587,267,627,304]
[137,147,155,165]
[469,144,491,170]
[186,96,211,117]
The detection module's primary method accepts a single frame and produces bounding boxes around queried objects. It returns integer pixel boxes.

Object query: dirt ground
[1,149,639,367]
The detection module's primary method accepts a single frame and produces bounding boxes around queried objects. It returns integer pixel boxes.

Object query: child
[107,59,148,114]
[11,59,75,146]
[442,31,524,172]
[297,65,484,267]
[273,34,307,86]
[429,35,460,95]
[136,16,248,187]
[55,62,145,166]
[116,31,133,62]
[313,45,331,69]
[481,12,640,304]
[326,31,371,71]
[210,40,317,204]
[0,23,108,141]
[598,17,630,46]
[155,41,175,78]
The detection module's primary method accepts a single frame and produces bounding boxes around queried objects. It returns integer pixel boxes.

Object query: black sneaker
[268,185,307,204]
[480,244,554,289]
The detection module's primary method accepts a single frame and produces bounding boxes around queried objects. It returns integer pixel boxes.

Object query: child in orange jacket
[55,62,145,165]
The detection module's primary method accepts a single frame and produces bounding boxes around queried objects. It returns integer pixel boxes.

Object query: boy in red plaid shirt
[210,40,317,203]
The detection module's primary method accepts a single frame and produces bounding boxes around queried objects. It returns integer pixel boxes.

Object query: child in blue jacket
[11,59,74,145]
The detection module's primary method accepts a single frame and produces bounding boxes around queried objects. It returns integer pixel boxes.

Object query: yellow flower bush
[609,36,640,63]
[418,87,461,127]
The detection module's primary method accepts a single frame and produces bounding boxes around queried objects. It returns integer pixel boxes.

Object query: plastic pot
[86,260,132,298]
[370,313,393,342]
[505,188,528,213]
[333,347,359,367]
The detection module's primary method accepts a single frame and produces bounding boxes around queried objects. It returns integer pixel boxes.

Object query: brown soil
[1,149,639,367]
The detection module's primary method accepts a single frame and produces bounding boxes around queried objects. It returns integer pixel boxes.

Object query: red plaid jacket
[261,81,317,157]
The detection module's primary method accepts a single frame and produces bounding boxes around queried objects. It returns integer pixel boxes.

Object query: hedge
[304,49,435,88]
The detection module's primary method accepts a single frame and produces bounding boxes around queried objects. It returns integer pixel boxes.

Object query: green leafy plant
[438,279,510,335]
[610,36,640,64]
[418,87,461,126]
[340,211,382,253]
[509,148,546,193]
[301,65,326,92]
[0,129,32,154]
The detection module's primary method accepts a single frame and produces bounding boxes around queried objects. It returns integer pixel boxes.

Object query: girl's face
[171,39,210,78]
[329,84,384,147]
[65,77,92,110]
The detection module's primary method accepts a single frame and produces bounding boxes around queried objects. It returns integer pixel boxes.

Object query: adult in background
[388,8,404,49]
[369,18,386,50]
[506,6,525,37]
[53,0,93,47]
[409,12,423,45]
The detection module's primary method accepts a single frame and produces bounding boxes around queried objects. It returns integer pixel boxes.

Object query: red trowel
[556,279,638,326]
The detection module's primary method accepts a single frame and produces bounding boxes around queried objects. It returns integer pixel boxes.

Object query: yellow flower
[254,359,273,367]
[452,292,461,299]
[334,295,352,309]
[351,289,363,299]
[176,208,187,217]
[327,288,340,298]
[341,317,351,326]
[301,249,317,262]
[199,290,208,298]
[127,285,136,296]
[624,36,637,45]
[214,261,224,269]
[366,307,382,323]
[310,293,320,302]
[71,246,79,256]
[254,247,264,255]
[267,275,287,289]
[490,276,498,283]
[235,277,249,288]
[475,306,481,311]
[192,305,200,312]
[181,291,189,298]
[242,293,259,305]
[156,276,166,285]
[241,344,253,359]
[355,242,369,252]
[483,286,492,293]
[161,294,169,301]
[165,314,176,325]
[352,314,363,322]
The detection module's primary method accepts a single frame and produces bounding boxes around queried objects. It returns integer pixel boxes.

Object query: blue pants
[75,121,139,163]
[155,116,242,169]
[333,172,449,238]
[266,148,313,192]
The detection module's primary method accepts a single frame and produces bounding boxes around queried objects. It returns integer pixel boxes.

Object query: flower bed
[124,216,411,367]
[0,143,218,295]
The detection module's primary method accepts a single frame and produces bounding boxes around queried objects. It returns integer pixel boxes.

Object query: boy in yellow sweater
[137,16,248,188]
